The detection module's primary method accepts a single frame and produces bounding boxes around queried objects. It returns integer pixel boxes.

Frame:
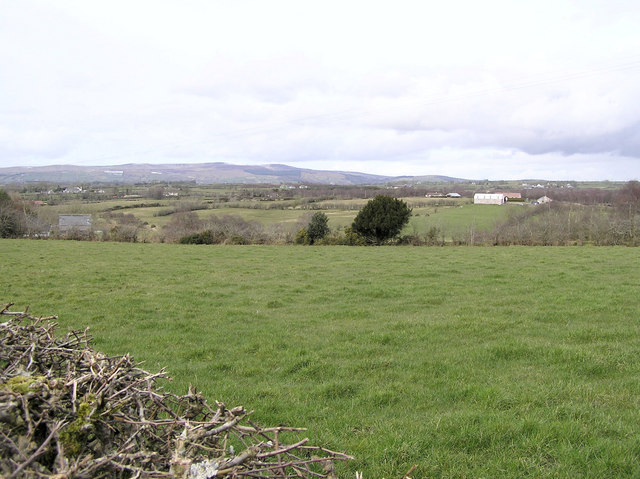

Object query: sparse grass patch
[1,240,639,477]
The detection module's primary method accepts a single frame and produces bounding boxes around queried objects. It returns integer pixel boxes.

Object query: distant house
[503,192,522,200]
[474,193,506,205]
[58,215,92,235]
[537,196,552,204]
[446,192,461,198]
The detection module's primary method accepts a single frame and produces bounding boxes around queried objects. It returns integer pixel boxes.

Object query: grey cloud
[500,120,640,158]
[365,77,640,162]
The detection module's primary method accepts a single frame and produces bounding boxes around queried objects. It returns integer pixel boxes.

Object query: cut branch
[0,304,352,478]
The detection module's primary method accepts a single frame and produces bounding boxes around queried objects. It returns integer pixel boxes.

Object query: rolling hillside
[0,162,465,185]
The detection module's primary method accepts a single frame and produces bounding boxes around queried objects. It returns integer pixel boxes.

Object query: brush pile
[0,303,352,478]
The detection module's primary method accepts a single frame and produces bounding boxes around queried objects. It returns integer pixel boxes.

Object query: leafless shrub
[487,200,639,246]
[161,211,204,243]
[203,215,267,245]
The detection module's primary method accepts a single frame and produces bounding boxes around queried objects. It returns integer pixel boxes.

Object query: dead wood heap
[0,303,352,478]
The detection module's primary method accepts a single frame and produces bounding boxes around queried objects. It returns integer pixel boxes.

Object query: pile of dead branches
[0,303,352,478]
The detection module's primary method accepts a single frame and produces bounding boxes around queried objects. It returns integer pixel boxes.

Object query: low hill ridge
[0,162,465,185]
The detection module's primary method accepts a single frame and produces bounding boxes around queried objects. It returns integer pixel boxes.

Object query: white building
[473,193,506,205]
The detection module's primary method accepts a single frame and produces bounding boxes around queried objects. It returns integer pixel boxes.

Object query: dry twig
[0,303,352,478]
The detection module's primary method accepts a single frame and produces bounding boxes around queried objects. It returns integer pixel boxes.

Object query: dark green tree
[0,189,11,206]
[306,212,330,243]
[0,190,25,238]
[0,209,22,238]
[351,195,412,244]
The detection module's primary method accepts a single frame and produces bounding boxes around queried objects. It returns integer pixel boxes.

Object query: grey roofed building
[58,214,92,234]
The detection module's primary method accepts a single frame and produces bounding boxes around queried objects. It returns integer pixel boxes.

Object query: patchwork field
[2,240,639,477]
[34,195,517,241]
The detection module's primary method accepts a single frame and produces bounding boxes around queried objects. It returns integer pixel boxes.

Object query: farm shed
[473,193,506,205]
[58,214,92,234]
[503,192,522,200]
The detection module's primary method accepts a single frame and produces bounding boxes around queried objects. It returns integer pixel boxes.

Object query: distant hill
[0,162,466,185]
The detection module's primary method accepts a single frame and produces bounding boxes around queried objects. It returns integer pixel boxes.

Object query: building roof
[58,215,92,227]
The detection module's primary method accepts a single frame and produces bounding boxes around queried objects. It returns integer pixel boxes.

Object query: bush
[342,226,367,245]
[226,234,248,245]
[317,226,366,246]
[0,189,11,207]
[306,212,330,243]
[0,191,26,238]
[205,215,265,245]
[294,228,311,245]
[161,212,203,243]
[179,230,225,245]
[484,201,640,246]
[352,195,412,244]
[397,234,423,246]
[425,226,441,246]
[0,208,24,238]
[616,180,640,215]
[109,225,139,243]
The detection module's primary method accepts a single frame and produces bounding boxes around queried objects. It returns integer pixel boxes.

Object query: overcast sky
[1,1,640,180]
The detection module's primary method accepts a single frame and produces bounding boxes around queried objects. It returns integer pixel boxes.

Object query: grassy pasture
[2,240,639,477]
[408,204,519,238]
[37,195,514,240]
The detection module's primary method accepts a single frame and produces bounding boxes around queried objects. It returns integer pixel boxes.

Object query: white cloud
[1,0,640,180]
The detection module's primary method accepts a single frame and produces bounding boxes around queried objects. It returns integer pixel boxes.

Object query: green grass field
[2,240,639,477]
[37,196,514,241]
[408,203,520,238]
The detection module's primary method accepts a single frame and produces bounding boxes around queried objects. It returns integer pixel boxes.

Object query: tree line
[1,182,639,245]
